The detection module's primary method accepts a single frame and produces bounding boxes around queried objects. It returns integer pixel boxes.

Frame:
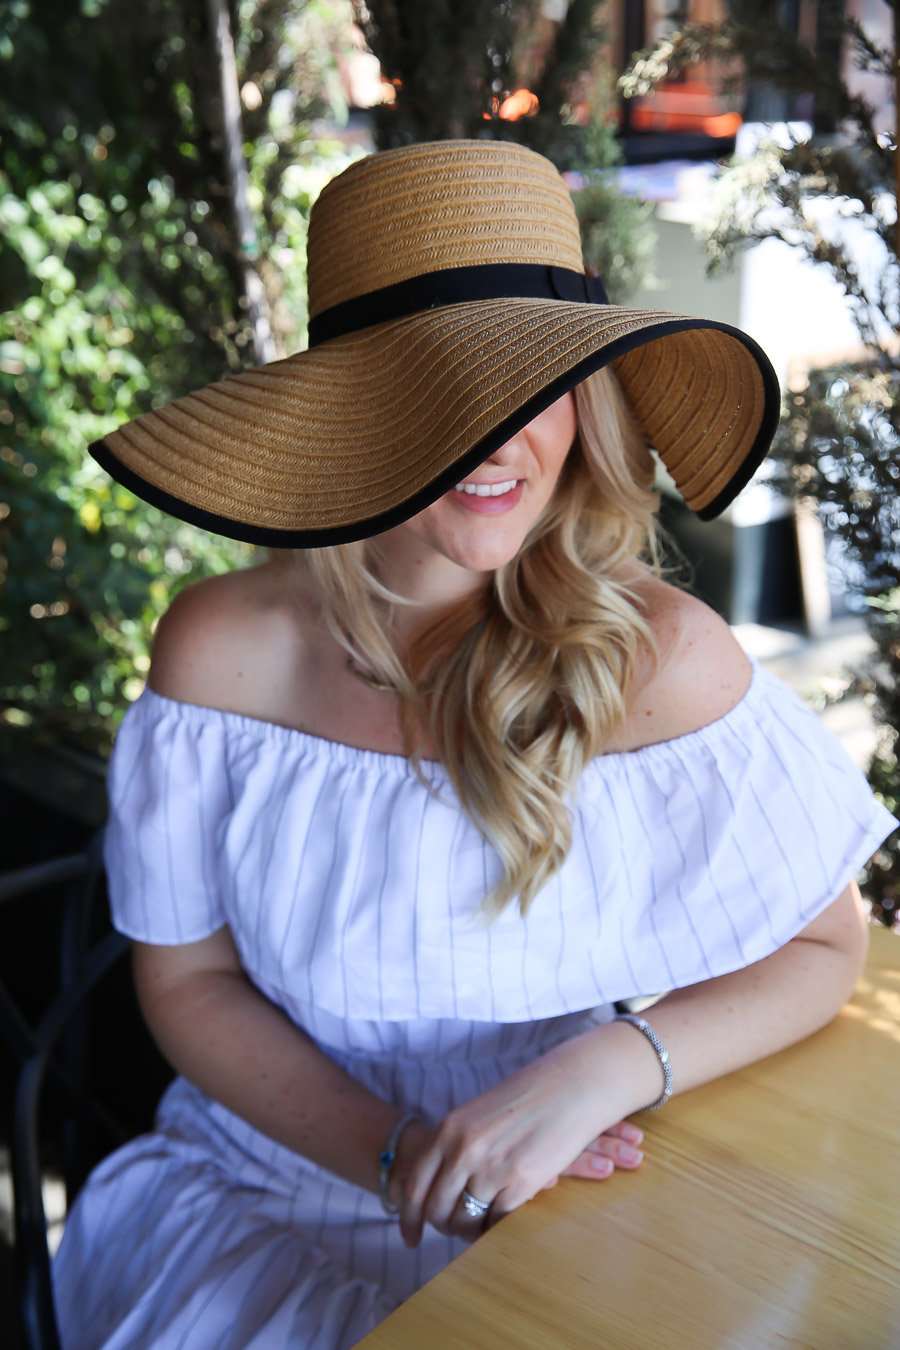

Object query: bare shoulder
[616,577,752,751]
[148,558,315,713]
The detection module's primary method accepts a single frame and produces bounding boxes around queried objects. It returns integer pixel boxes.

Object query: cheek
[545,430,577,491]
[399,509,439,548]
[558,391,578,441]
[400,498,462,550]
[538,395,578,479]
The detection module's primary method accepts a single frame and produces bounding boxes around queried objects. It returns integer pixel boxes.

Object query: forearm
[135,958,404,1195]
[618,932,868,1111]
[572,883,870,1117]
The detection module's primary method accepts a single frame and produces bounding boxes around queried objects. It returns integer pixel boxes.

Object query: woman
[54,141,895,1349]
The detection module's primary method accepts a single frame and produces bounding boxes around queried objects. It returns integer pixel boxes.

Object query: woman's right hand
[389,1116,643,1246]
[385,1040,647,1248]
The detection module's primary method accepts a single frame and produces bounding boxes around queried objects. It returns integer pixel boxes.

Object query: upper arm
[132,926,243,1020]
[793,879,870,966]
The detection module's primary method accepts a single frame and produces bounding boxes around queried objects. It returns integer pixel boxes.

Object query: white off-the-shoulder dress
[53,658,896,1349]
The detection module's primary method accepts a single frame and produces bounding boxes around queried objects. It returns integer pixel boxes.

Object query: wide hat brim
[91,294,780,548]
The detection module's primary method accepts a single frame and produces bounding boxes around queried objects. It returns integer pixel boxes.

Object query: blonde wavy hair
[302,366,661,917]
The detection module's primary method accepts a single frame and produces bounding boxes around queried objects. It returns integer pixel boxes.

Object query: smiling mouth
[453,479,519,498]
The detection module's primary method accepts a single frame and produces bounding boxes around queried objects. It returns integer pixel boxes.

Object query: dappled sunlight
[843,958,900,1043]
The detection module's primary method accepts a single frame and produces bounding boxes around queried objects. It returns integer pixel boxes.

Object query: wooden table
[360,926,900,1350]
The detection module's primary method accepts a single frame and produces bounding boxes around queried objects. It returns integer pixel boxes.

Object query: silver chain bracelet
[617,1013,673,1110]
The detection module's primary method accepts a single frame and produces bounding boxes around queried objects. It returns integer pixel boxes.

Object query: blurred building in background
[337,0,894,634]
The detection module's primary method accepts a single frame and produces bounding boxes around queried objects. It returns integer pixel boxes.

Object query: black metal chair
[0,831,170,1350]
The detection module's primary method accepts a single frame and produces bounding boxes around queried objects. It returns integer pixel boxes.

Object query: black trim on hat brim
[88,315,781,549]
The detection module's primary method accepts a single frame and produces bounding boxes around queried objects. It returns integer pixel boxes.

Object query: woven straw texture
[308,141,583,315]
[95,140,777,543]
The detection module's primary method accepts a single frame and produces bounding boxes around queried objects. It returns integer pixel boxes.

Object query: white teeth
[453,479,518,497]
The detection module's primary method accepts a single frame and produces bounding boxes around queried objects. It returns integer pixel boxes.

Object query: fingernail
[622,1124,643,1144]
[591,1156,614,1174]
[620,1145,643,1164]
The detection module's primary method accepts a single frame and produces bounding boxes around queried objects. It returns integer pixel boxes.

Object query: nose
[483,431,521,464]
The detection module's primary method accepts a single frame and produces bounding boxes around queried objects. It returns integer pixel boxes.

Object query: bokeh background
[1,2,898,1339]
[2,0,895,914]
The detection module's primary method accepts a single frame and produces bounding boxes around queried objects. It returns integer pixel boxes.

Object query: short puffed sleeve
[563,659,897,1007]
[102,689,231,943]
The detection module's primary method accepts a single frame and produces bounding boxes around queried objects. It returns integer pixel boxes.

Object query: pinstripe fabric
[102,659,894,1018]
[54,658,896,1350]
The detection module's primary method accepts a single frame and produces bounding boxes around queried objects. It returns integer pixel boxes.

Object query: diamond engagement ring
[461,1189,490,1219]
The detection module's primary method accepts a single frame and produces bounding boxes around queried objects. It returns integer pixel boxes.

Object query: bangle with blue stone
[378,1113,420,1214]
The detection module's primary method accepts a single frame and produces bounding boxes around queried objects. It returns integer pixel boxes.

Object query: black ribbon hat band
[307,263,610,348]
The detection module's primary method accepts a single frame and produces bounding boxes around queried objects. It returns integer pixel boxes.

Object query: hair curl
[303,367,661,916]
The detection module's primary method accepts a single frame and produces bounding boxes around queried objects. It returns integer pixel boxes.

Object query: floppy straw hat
[89,139,781,547]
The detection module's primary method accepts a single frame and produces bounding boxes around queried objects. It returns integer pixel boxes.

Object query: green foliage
[354,0,654,300]
[355,0,606,156]
[699,139,894,351]
[353,0,526,144]
[772,362,900,920]
[569,83,656,303]
[0,0,357,753]
[2,0,649,756]
[864,585,900,925]
[773,364,899,599]
[622,2,900,917]
[622,0,896,342]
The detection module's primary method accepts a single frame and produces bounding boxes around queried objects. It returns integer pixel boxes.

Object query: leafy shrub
[0,0,356,754]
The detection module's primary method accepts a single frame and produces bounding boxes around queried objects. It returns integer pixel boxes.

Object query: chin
[442,531,527,574]
[396,501,535,576]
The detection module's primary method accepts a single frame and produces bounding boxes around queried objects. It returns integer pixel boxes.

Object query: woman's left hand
[390,1034,646,1247]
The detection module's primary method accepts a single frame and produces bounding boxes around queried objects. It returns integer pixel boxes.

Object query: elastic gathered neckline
[135,656,764,778]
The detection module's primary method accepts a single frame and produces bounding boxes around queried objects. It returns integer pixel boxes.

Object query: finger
[424,1167,491,1238]
[562,1152,615,1179]
[398,1146,445,1249]
[560,1138,644,1179]
[601,1121,644,1146]
[575,1131,645,1168]
[446,1186,493,1242]
[483,1183,531,1230]
[410,1146,487,1241]
[595,1137,644,1168]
